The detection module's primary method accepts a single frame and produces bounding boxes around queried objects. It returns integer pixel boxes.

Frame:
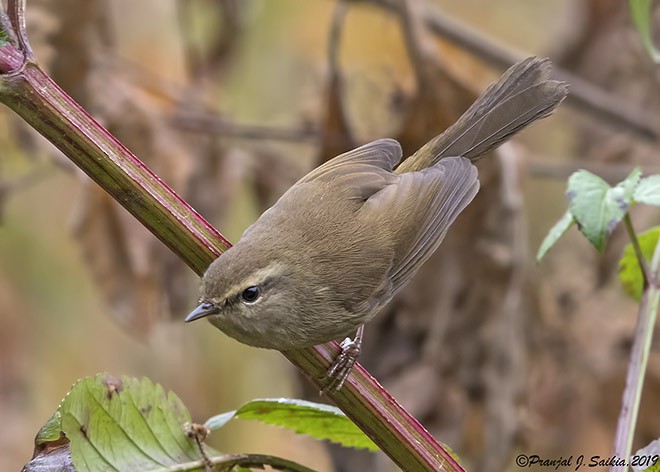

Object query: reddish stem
[0,43,24,73]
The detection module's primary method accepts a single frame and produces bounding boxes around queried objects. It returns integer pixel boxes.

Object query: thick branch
[0,56,230,273]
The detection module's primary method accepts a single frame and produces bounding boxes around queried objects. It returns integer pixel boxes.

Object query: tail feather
[398,57,568,172]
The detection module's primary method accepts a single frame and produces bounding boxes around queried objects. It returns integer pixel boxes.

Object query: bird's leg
[322,325,364,393]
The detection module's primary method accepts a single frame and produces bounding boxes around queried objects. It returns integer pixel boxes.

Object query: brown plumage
[186,57,568,357]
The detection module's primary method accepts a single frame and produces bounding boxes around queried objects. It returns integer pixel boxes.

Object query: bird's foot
[322,325,364,393]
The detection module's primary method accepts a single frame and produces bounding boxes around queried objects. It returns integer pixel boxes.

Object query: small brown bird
[186,57,568,389]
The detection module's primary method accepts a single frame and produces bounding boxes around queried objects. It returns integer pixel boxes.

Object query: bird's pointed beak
[185,302,219,322]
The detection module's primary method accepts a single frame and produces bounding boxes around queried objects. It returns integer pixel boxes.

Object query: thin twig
[7,0,32,59]
[172,114,660,181]
[624,213,651,287]
[395,0,432,90]
[327,0,347,70]
[316,0,355,163]
[149,453,317,472]
[171,112,324,143]
[611,235,660,471]
[185,423,213,471]
[0,4,23,73]
[0,4,18,48]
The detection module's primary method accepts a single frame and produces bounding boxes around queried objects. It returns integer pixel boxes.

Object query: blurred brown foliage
[2,1,660,471]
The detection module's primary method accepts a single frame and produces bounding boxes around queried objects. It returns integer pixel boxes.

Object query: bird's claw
[322,327,364,393]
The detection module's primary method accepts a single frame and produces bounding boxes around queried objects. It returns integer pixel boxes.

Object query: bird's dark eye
[241,285,261,303]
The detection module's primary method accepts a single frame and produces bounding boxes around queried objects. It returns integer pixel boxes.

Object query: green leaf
[634,175,660,206]
[537,210,575,261]
[206,398,379,452]
[60,373,205,471]
[619,227,660,301]
[27,375,319,472]
[35,410,64,444]
[629,0,660,63]
[567,168,641,252]
[645,462,660,472]
[0,30,9,47]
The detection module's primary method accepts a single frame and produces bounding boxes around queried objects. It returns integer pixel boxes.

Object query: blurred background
[2,0,660,471]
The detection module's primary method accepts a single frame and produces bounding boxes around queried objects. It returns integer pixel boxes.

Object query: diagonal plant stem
[0,29,462,472]
[151,453,317,472]
[7,0,32,58]
[611,222,660,471]
[624,214,651,286]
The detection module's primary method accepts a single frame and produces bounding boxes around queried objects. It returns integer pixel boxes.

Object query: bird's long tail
[398,57,568,173]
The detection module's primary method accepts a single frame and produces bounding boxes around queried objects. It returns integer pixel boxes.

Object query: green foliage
[567,168,640,252]
[35,410,63,444]
[538,168,645,260]
[619,227,660,301]
[206,398,379,452]
[30,374,374,471]
[537,210,574,261]
[59,374,206,471]
[629,0,660,63]
[538,166,660,298]
[538,165,660,470]
[634,175,660,206]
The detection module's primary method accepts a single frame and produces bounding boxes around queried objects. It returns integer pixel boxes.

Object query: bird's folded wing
[299,138,402,183]
[363,156,479,299]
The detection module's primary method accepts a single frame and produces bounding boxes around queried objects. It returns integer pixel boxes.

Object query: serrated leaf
[35,410,64,444]
[537,210,575,261]
[619,227,660,301]
[27,375,319,472]
[206,398,379,452]
[633,437,660,471]
[634,175,660,206]
[567,168,641,252]
[60,373,205,471]
[629,0,660,63]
